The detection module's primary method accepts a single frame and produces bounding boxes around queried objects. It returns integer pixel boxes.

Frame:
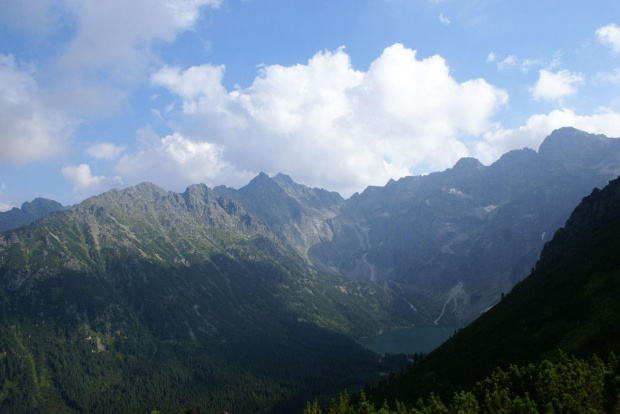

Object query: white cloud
[115,132,253,190]
[150,44,508,195]
[0,0,223,169]
[1,0,223,125]
[597,23,620,54]
[530,69,584,101]
[61,164,122,200]
[85,142,125,160]
[474,108,620,164]
[497,55,517,71]
[439,13,451,25]
[486,52,496,63]
[0,55,74,165]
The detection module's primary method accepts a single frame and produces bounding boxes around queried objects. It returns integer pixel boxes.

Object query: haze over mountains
[1,127,620,413]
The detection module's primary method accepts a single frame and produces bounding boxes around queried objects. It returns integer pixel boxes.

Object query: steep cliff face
[214,172,345,262]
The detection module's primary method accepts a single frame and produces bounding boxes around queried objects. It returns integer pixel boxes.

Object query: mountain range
[1,127,620,413]
[215,127,620,322]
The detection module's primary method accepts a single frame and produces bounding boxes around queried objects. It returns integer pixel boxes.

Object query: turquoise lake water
[364,324,464,355]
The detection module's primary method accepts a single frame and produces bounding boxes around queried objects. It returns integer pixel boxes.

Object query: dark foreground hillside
[362,174,620,406]
[303,353,620,413]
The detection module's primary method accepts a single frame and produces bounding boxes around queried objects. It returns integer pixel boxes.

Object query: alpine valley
[1,127,620,413]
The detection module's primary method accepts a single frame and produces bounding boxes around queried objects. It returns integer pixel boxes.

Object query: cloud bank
[148,44,508,195]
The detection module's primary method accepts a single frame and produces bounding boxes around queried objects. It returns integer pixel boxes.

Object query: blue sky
[1,0,620,209]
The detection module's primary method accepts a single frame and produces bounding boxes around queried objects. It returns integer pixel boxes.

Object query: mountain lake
[364,324,465,355]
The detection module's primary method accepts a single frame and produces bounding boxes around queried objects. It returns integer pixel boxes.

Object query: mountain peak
[246,172,276,188]
[539,127,608,155]
[452,157,484,173]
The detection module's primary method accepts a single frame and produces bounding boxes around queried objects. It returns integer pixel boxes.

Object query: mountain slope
[0,198,64,232]
[0,183,409,413]
[214,172,344,264]
[370,173,620,404]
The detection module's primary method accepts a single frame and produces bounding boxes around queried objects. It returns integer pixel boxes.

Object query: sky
[1,0,620,209]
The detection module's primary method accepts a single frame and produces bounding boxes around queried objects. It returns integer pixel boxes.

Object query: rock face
[214,172,345,262]
[0,197,64,232]
[219,128,620,323]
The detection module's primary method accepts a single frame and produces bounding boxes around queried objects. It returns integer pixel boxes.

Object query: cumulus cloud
[597,23,620,54]
[149,44,508,195]
[473,108,620,164]
[115,132,253,190]
[439,13,450,25]
[531,69,584,101]
[0,55,74,165]
[486,52,496,63]
[0,0,222,170]
[61,164,122,200]
[86,142,125,160]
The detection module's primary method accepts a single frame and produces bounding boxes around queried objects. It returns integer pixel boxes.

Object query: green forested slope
[0,183,409,413]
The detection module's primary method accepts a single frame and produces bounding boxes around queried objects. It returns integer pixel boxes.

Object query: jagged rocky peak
[0,197,65,233]
[20,198,64,216]
[247,171,276,187]
[272,172,345,207]
[451,157,485,173]
[183,183,214,203]
[537,127,620,165]
[130,181,168,195]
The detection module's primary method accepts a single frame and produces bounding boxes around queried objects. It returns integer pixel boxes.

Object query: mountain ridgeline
[0,182,410,413]
[215,127,620,323]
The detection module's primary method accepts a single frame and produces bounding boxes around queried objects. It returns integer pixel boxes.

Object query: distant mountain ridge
[216,127,620,323]
[0,197,64,232]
